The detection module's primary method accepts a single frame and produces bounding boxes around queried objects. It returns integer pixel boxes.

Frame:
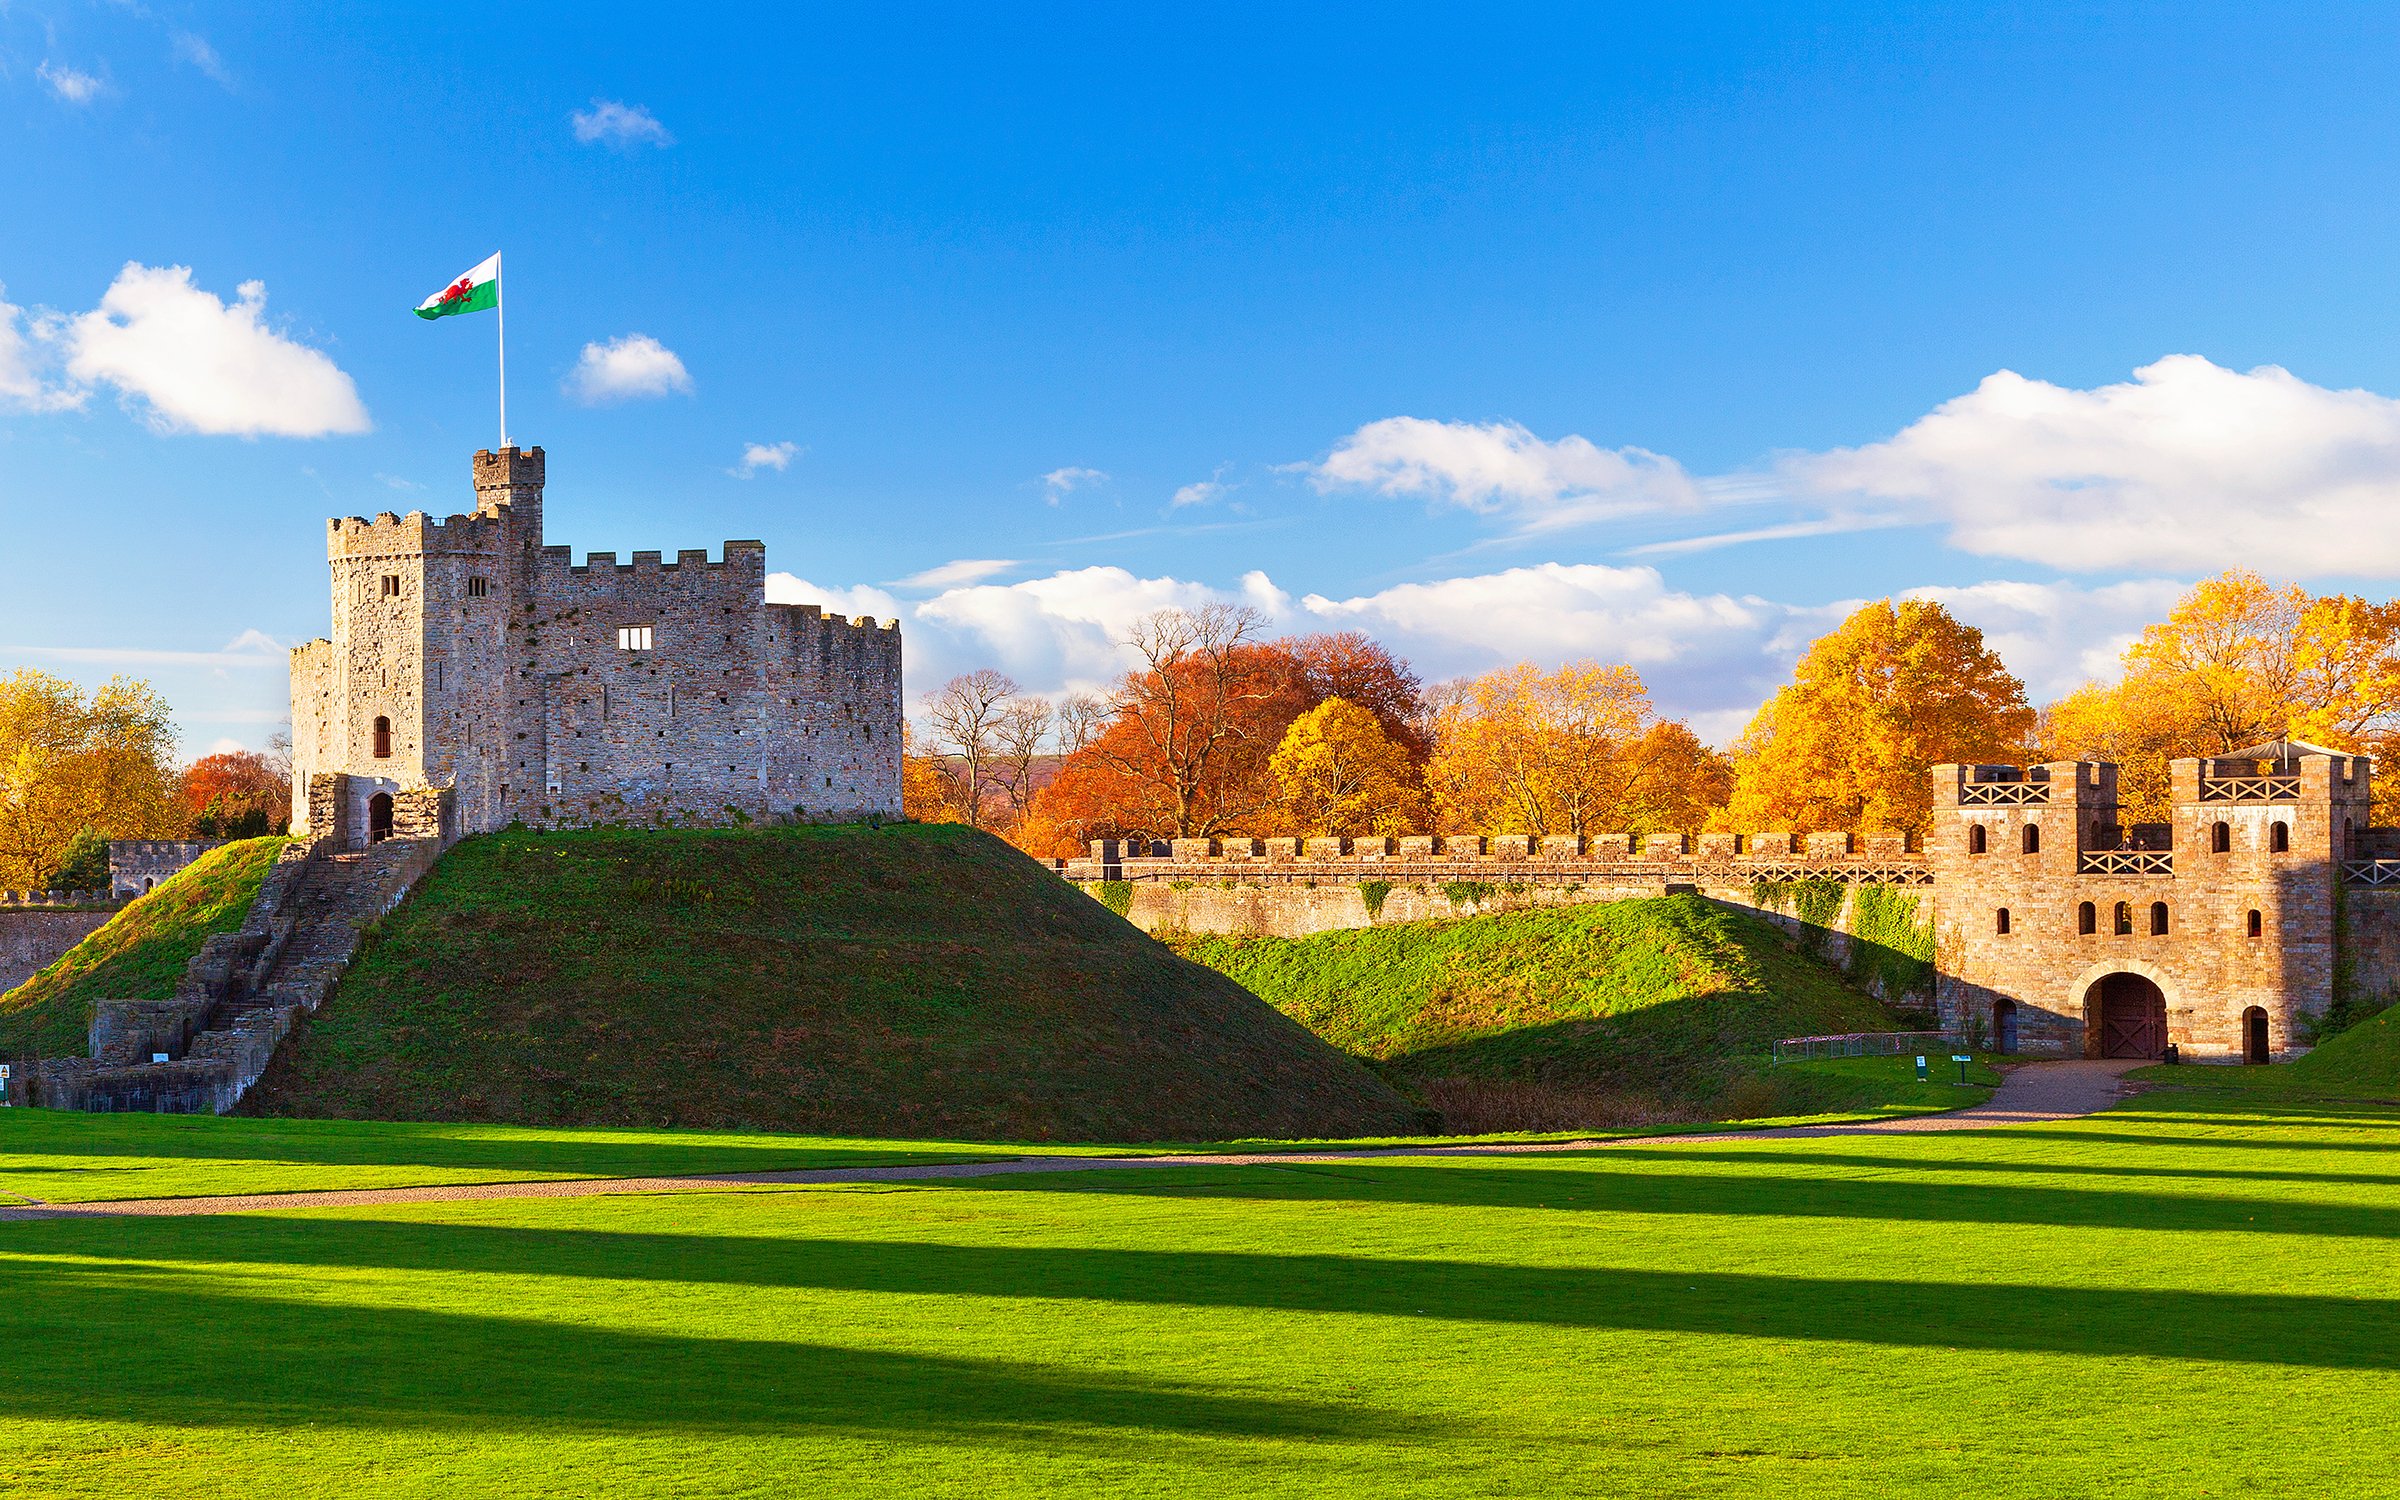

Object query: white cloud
[171,31,233,87]
[6,628,288,669]
[1308,416,1705,537]
[1899,578,2186,702]
[571,100,674,148]
[1171,466,1233,509]
[564,334,692,405]
[205,736,247,756]
[893,559,1021,589]
[1789,355,2400,575]
[374,473,423,491]
[1620,513,1909,558]
[1042,466,1107,504]
[60,264,369,438]
[39,61,103,104]
[730,440,798,477]
[0,291,85,414]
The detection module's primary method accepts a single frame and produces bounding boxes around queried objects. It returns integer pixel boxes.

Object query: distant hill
[0,838,291,1058]
[1173,895,1913,1128]
[241,823,1424,1141]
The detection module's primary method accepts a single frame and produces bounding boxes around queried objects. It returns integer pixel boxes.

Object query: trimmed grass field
[1,1083,2387,1498]
[0,1051,1995,1204]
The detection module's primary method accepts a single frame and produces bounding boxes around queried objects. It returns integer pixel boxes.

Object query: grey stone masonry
[108,840,227,899]
[289,444,902,844]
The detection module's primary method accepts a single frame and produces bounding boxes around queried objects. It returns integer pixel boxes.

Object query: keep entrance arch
[367,793,394,845]
[2092,973,2167,1058]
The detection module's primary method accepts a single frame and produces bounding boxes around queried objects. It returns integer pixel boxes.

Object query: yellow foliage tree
[1727,599,2033,837]
[900,722,966,824]
[0,670,184,889]
[1426,661,1719,836]
[1270,697,1426,837]
[2041,571,2400,821]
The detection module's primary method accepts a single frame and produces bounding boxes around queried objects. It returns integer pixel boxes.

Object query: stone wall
[0,907,118,995]
[107,839,226,898]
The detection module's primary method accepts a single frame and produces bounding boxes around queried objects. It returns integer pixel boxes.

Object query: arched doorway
[367,792,394,845]
[1994,998,2018,1055]
[2093,973,2167,1058]
[2243,1006,2271,1064]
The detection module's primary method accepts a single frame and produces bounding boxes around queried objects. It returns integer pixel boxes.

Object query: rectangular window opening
[618,626,654,651]
[467,577,489,597]
[381,575,401,598]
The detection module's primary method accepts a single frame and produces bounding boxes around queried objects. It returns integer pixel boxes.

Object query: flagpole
[496,252,508,449]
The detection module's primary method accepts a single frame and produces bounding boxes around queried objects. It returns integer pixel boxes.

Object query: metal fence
[1773,1030,1966,1065]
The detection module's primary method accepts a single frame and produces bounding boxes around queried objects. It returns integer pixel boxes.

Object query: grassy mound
[0,837,291,1058]
[1174,895,1924,1127]
[240,823,1423,1141]
[2284,1004,2400,1095]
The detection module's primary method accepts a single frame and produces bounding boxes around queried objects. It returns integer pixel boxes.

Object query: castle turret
[473,445,545,552]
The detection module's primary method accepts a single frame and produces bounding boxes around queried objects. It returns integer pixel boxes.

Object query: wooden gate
[2098,974,2166,1058]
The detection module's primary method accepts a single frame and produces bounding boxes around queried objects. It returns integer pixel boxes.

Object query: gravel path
[0,1060,2144,1222]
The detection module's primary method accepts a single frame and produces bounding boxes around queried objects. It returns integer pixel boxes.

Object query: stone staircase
[17,837,447,1113]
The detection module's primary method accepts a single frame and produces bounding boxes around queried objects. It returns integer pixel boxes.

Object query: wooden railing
[2342,860,2400,888]
[1958,782,2048,805]
[2200,776,2301,802]
[2078,850,2173,875]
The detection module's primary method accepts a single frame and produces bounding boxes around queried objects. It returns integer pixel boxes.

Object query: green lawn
[2,1087,2383,1497]
[0,1051,1996,1204]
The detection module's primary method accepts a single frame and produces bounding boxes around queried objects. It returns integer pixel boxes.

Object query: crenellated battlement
[1060,829,1928,885]
[327,509,508,559]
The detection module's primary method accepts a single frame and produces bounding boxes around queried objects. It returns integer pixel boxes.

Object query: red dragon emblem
[440,276,474,306]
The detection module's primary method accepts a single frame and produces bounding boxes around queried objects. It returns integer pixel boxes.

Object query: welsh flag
[414,253,499,319]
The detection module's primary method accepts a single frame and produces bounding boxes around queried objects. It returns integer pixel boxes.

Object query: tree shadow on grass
[1538,1145,2400,1191]
[2,1212,2391,1373]
[0,1256,1400,1446]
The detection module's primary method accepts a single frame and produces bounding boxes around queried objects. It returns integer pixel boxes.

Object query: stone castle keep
[289,445,902,841]
[1056,743,2400,1064]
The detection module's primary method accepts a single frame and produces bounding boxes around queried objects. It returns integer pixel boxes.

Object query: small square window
[618,626,653,651]
[467,577,489,597]
[381,575,401,598]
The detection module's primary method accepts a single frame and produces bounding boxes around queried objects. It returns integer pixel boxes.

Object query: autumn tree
[989,695,1054,822]
[1270,697,1427,836]
[900,722,965,823]
[922,669,1017,828]
[2041,571,2400,820]
[181,749,291,837]
[1427,661,1697,836]
[0,670,184,889]
[1067,604,1309,838]
[1621,721,1735,836]
[1282,632,1432,763]
[1728,598,2033,837]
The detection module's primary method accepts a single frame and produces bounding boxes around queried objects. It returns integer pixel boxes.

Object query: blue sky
[8,2,2400,755]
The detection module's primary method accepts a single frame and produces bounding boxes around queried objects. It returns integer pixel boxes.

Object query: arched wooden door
[2244,1006,2270,1064]
[2096,974,2167,1058]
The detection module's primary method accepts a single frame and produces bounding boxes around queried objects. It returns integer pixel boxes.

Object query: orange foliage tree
[1728,598,2032,838]
[181,749,292,837]
[2042,571,2400,820]
[1425,660,1721,836]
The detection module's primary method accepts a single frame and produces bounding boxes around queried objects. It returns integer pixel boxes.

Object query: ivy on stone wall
[1093,880,1133,918]
[1847,884,1935,1001]
[1791,879,1847,932]
[1360,880,1393,920]
[1441,880,1496,908]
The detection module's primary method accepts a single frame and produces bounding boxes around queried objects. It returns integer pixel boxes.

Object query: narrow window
[2150,901,2169,935]
[2247,909,2263,938]
[602,685,610,718]
[2022,823,2040,854]
[1968,824,1987,855]
[2078,901,2096,935]
[1996,908,2011,935]
[381,575,401,598]
[467,576,489,597]
[2270,821,2290,853]
[617,626,653,651]
[431,662,445,692]
[2212,821,2231,853]
[372,716,392,758]
[2113,901,2133,936]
